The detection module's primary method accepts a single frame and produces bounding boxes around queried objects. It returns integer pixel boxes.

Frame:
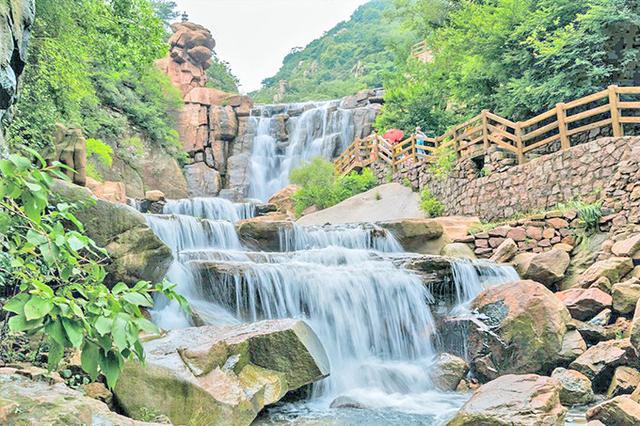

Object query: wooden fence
[335,85,640,175]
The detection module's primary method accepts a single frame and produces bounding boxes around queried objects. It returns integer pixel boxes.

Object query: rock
[467,280,571,381]
[551,368,595,406]
[114,319,329,426]
[591,276,613,293]
[184,162,222,197]
[612,234,640,258]
[86,177,127,204]
[608,366,640,397]
[572,319,614,345]
[558,330,587,365]
[586,396,640,426]
[555,288,612,321]
[429,353,469,391]
[576,257,635,288]
[145,190,165,202]
[513,252,537,275]
[589,308,612,327]
[446,374,566,426]
[210,105,239,141]
[630,300,640,353]
[0,373,159,425]
[268,184,300,216]
[489,238,517,263]
[379,219,444,252]
[569,338,639,391]
[613,279,640,314]
[46,124,87,186]
[440,243,477,260]
[236,218,293,251]
[81,382,113,408]
[523,249,571,288]
[52,180,172,287]
[330,396,367,409]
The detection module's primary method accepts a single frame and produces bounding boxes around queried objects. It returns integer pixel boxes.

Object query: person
[415,126,428,156]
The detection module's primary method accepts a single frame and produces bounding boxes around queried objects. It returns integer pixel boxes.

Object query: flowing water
[145,197,519,424]
[247,101,356,201]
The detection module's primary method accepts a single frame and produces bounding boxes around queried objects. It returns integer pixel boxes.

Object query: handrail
[335,85,640,175]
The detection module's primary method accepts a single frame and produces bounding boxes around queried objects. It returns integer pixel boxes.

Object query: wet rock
[555,288,612,321]
[114,319,329,426]
[569,338,639,391]
[613,279,640,314]
[440,243,476,260]
[379,219,444,252]
[184,162,222,197]
[523,249,571,288]
[467,280,571,381]
[612,234,640,258]
[586,396,640,426]
[558,330,587,365]
[429,353,469,391]
[608,366,640,397]
[268,184,300,216]
[330,396,367,409]
[0,373,158,425]
[551,368,595,406]
[236,218,293,251]
[575,257,634,288]
[489,238,517,263]
[446,374,566,426]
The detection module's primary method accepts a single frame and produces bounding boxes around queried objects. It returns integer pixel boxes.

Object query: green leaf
[67,234,87,251]
[8,315,42,332]
[62,318,84,348]
[81,341,99,380]
[23,297,53,321]
[94,316,113,336]
[45,319,68,347]
[26,230,48,246]
[111,313,129,351]
[135,317,159,335]
[111,282,129,295]
[47,339,65,371]
[99,350,122,389]
[3,293,30,315]
[122,292,153,308]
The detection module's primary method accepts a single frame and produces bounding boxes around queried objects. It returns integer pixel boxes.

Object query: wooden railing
[335,85,640,175]
[411,40,433,63]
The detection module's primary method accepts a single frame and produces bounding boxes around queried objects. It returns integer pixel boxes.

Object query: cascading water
[247,101,356,201]
[144,196,519,423]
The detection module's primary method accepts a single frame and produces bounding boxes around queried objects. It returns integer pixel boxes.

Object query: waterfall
[144,197,519,421]
[247,101,356,201]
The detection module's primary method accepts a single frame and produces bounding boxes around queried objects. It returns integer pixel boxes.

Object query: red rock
[506,227,526,242]
[548,218,570,229]
[526,226,543,240]
[556,288,612,321]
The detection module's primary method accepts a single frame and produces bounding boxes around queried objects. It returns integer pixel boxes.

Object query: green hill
[252,0,414,103]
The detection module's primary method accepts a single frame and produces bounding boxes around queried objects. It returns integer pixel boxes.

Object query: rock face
[569,338,639,391]
[551,368,594,406]
[555,288,612,321]
[429,353,469,391]
[0,0,35,154]
[587,396,640,426]
[467,280,571,381]
[52,180,172,286]
[446,374,566,426]
[0,372,159,425]
[114,319,330,426]
[268,184,299,217]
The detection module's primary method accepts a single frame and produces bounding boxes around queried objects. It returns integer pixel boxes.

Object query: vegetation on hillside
[290,158,378,216]
[206,53,240,93]
[378,0,640,133]
[252,0,415,103]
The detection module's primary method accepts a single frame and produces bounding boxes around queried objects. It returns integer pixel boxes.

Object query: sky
[174,0,371,93]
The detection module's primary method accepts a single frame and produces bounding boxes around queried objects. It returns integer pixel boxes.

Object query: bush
[0,151,189,388]
[290,158,378,216]
[428,145,457,180]
[420,189,445,217]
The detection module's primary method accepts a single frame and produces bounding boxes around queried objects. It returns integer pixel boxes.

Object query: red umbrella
[383,129,405,144]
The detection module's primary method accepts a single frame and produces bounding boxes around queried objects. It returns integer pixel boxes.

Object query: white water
[247,101,356,201]
[145,197,518,423]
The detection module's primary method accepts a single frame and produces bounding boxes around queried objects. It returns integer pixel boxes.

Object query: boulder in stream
[587,395,640,426]
[236,218,293,251]
[114,319,329,426]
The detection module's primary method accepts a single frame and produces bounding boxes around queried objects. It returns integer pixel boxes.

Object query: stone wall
[380,137,640,227]
[0,0,35,155]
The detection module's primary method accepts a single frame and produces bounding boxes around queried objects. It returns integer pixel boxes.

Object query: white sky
[174,0,371,92]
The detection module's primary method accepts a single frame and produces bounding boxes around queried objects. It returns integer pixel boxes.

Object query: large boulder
[467,280,571,381]
[210,105,238,141]
[446,374,566,426]
[114,319,329,426]
[441,243,477,260]
[184,162,222,197]
[429,353,469,391]
[551,367,595,406]
[523,249,571,288]
[587,396,640,426]
[612,234,640,258]
[52,180,172,286]
[489,238,517,263]
[558,330,587,365]
[613,278,640,314]
[569,338,639,391]
[608,366,640,397]
[268,184,300,217]
[379,219,444,253]
[555,288,612,321]
[236,218,293,251]
[0,370,160,425]
[575,257,634,288]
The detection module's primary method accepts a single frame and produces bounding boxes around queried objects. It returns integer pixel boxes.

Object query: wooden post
[515,122,525,165]
[556,103,570,150]
[609,85,623,137]
[482,110,489,150]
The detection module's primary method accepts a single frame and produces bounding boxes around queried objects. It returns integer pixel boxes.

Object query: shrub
[559,199,603,233]
[0,151,189,389]
[420,189,445,217]
[428,145,457,180]
[290,158,378,217]
[86,138,113,168]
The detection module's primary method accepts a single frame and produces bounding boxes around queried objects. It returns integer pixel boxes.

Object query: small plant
[375,192,382,201]
[420,189,445,217]
[428,146,457,180]
[558,199,603,233]
[402,177,412,188]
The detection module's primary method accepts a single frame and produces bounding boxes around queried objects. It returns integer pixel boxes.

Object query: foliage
[206,53,240,93]
[379,0,640,130]
[289,158,378,216]
[559,199,603,232]
[252,0,415,103]
[86,139,114,169]
[7,0,183,160]
[428,145,457,180]
[0,152,189,389]
[419,189,445,217]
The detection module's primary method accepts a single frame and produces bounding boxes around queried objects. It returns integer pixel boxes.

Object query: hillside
[251,0,414,103]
